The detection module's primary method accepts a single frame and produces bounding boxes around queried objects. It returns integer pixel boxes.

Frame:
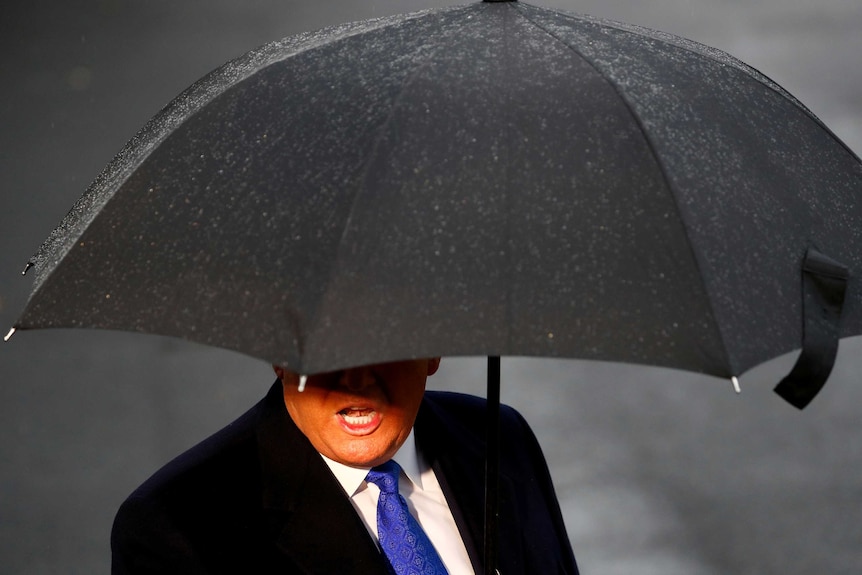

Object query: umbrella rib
[306,5,479,362]
[512,5,736,375]
[578,15,861,163]
[22,9,453,298]
[524,6,859,163]
[348,6,476,197]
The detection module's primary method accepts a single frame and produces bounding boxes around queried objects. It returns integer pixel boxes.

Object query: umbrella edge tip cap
[731,376,741,394]
[4,327,16,342]
[298,374,307,393]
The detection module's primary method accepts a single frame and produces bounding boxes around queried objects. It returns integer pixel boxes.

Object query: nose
[338,367,376,391]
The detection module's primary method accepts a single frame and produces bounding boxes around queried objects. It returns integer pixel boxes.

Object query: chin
[332,446,389,468]
[328,430,404,467]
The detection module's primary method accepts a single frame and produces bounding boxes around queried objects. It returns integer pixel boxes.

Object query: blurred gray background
[2,1,860,573]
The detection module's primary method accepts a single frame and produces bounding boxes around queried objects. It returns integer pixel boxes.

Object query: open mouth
[337,407,381,434]
[339,408,375,425]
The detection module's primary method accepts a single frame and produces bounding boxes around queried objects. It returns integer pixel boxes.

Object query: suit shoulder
[423,390,486,411]
[119,393,266,507]
[422,391,529,435]
[424,390,525,417]
[112,393,272,571]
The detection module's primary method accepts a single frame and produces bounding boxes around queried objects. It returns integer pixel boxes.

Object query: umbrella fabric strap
[774,247,849,409]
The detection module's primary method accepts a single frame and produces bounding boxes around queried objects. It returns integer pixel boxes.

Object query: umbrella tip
[22,261,34,276]
[4,327,16,342]
[731,376,741,394]
[298,374,307,393]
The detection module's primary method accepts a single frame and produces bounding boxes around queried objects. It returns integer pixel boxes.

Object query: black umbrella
[8,0,862,571]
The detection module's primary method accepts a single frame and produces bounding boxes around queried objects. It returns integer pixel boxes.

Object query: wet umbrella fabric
[14,2,861,397]
[10,1,862,573]
[17,3,862,404]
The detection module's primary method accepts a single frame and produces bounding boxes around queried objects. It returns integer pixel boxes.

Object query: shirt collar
[320,428,424,497]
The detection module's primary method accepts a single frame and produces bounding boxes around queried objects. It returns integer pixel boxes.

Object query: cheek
[393,384,426,415]
[283,391,331,435]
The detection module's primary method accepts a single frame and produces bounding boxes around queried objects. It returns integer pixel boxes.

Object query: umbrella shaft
[484,356,501,574]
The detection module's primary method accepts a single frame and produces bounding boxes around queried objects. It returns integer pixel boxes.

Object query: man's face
[276,358,440,468]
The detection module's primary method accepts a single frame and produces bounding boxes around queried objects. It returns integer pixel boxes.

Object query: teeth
[340,410,375,426]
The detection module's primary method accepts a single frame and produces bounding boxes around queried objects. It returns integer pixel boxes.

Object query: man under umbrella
[18,1,859,574]
[110,359,579,574]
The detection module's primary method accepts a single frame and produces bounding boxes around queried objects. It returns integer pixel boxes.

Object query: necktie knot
[366,460,401,495]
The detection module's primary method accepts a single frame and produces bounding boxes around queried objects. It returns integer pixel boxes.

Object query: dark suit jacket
[111,382,578,574]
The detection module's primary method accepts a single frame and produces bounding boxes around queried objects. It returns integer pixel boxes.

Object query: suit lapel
[254,382,388,575]
[414,400,484,570]
[416,394,526,575]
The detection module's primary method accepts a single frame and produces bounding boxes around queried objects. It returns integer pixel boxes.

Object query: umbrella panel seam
[513,3,736,375]
[304,5,480,372]
[18,5,473,328]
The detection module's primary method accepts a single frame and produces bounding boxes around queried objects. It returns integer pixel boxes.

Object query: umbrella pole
[484,355,501,575]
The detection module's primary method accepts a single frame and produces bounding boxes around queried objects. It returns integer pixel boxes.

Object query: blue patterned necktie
[365,461,449,575]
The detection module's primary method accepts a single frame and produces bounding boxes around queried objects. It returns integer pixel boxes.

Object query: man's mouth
[337,407,381,434]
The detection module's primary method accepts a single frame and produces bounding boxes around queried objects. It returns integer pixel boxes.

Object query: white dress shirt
[320,429,474,575]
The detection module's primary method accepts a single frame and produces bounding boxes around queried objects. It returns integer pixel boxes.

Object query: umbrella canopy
[12,0,862,394]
